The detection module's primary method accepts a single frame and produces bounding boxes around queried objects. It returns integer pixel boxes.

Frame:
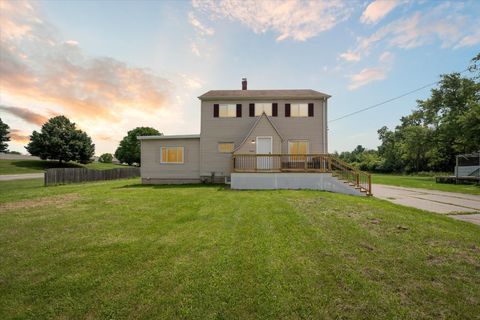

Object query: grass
[0,159,127,175]
[0,179,479,319]
[372,173,480,195]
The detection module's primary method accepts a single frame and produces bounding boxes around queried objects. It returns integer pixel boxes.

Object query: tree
[115,127,160,165]
[26,116,95,164]
[99,153,113,163]
[0,118,10,152]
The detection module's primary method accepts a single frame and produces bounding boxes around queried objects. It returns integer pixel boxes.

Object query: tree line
[337,53,479,173]
[0,115,160,166]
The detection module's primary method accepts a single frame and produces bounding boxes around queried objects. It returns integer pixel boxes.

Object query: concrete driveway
[0,173,44,181]
[373,184,480,225]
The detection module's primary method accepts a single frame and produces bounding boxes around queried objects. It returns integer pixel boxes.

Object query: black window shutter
[213,104,219,118]
[272,103,278,117]
[236,104,242,117]
[249,103,255,117]
[285,103,291,117]
[308,103,314,117]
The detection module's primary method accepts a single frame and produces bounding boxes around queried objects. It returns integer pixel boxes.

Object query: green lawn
[0,179,479,319]
[372,173,480,195]
[0,159,127,175]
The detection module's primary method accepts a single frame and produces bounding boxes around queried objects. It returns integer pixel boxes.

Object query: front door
[256,136,273,170]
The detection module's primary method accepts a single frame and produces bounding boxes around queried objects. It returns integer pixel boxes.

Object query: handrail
[329,155,372,196]
[232,154,372,196]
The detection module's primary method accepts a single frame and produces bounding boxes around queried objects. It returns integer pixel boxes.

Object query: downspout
[323,98,328,154]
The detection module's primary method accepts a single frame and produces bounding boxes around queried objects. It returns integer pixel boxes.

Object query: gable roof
[234,113,283,152]
[198,89,331,101]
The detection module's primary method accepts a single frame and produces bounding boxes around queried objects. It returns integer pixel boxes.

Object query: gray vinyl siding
[141,138,200,183]
[200,99,327,177]
[235,116,282,154]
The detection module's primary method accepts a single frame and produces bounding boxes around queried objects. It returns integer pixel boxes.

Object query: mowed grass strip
[372,173,480,195]
[0,179,479,319]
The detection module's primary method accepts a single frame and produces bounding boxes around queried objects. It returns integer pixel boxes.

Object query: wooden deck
[232,154,372,195]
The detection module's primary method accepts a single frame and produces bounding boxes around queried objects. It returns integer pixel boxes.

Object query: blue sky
[0,0,479,154]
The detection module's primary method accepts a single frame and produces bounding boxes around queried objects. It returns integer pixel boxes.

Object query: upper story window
[219,104,236,117]
[249,103,278,117]
[213,104,241,118]
[285,103,314,117]
[160,146,184,164]
[255,103,272,116]
[291,103,308,117]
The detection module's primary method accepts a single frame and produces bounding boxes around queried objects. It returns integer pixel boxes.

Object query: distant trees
[376,71,479,173]
[337,145,382,172]
[115,127,161,165]
[26,116,95,164]
[340,54,480,173]
[0,118,10,152]
[99,153,113,163]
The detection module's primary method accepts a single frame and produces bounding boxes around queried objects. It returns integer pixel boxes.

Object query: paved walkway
[373,184,480,225]
[0,173,44,181]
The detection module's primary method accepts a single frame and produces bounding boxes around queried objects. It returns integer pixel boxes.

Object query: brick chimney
[242,78,247,90]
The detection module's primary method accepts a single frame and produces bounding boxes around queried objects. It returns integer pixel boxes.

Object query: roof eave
[199,95,331,101]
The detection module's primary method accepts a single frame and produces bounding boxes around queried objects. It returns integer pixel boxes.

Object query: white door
[256,137,273,169]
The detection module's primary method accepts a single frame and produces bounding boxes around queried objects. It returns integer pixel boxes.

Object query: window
[255,103,272,116]
[290,103,308,117]
[219,104,237,117]
[160,146,184,164]
[218,143,234,153]
[288,141,309,160]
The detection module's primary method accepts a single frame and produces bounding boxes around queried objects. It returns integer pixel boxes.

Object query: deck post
[368,175,372,196]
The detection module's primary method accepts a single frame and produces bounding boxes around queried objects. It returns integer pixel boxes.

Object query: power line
[328,68,470,123]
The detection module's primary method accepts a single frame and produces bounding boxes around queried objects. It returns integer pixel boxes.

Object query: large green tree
[0,118,10,152]
[26,116,95,164]
[115,127,161,165]
[376,68,479,173]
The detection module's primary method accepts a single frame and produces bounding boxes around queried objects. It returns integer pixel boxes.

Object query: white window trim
[290,103,308,117]
[160,146,184,164]
[255,103,272,116]
[219,104,237,118]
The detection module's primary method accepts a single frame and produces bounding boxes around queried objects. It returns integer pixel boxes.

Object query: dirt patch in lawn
[0,193,80,212]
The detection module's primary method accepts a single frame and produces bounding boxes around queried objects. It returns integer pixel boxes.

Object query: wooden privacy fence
[45,167,140,186]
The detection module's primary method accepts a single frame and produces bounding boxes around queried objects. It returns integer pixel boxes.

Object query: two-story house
[139,79,371,196]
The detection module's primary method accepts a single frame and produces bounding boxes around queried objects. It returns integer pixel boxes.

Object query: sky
[0,0,479,155]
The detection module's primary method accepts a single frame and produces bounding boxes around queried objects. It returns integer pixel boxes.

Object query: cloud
[0,0,174,124]
[348,51,393,90]
[360,0,401,24]
[192,0,353,41]
[65,40,79,46]
[348,68,387,90]
[454,30,480,49]
[0,105,49,126]
[344,3,479,61]
[188,12,214,36]
[190,42,201,56]
[339,50,361,62]
[8,129,30,144]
